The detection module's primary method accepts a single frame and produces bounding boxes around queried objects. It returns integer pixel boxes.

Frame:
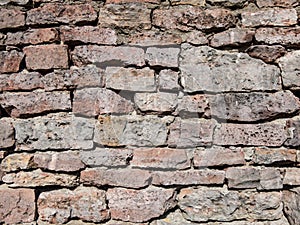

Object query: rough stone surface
[252,148,297,165]
[0,119,15,149]
[246,45,286,63]
[0,187,35,224]
[107,187,176,222]
[0,50,24,73]
[0,0,29,5]
[257,0,298,8]
[283,168,300,185]
[180,44,281,93]
[0,91,71,118]
[24,44,69,70]
[38,187,109,224]
[14,113,94,151]
[285,119,300,146]
[145,47,180,67]
[0,8,25,30]
[158,70,180,91]
[0,72,43,91]
[106,67,155,91]
[73,88,134,116]
[283,187,300,225]
[72,45,145,68]
[1,153,33,172]
[241,8,297,27]
[178,187,283,222]
[176,94,210,117]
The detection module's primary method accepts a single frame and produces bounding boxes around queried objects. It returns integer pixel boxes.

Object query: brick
[134,92,178,113]
[24,44,69,70]
[153,6,236,31]
[242,8,297,27]
[194,146,246,168]
[255,27,300,47]
[283,168,300,185]
[178,187,282,222]
[42,65,104,91]
[98,3,152,31]
[180,44,281,93]
[60,26,117,45]
[278,50,300,90]
[106,67,155,91]
[14,113,94,151]
[210,91,300,122]
[38,187,109,224]
[80,168,151,188]
[0,72,43,91]
[0,91,71,118]
[0,8,25,30]
[168,118,216,147]
[2,169,78,187]
[152,170,225,186]
[214,120,288,146]
[94,115,167,147]
[252,147,297,165]
[1,153,33,172]
[256,0,298,7]
[0,187,35,224]
[26,4,97,25]
[286,119,300,147]
[72,45,145,67]
[158,70,180,91]
[33,151,85,172]
[283,187,300,225]
[73,88,134,116]
[210,28,255,47]
[0,118,15,149]
[107,187,176,222]
[6,28,59,45]
[131,148,190,170]
[247,45,286,63]
[176,94,210,117]
[145,47,180,67]
[79,148,133,167]
[0,50,24,73]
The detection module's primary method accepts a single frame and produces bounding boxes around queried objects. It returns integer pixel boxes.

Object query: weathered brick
[0,72,43,91]
[80,148,133,167]
[0,118,15,149]
[286,119,300,147]
[42,65,104,91]
[178,187,282,222]
[278,50,300,90]
[210,28,255,47]
[81,168,151,188]
[38,187,109,224]
[214,120,288,146]
[0,50,24,73]
[1,153,33,172]
[0,91,71,118]
[0,8,25,30]
[176,94,210,117]
[210,91,300,122]
[252,147,297,165]
[158,70,180,91]
[33,151,85,172]
[0,187,35,224]
[247,45,286,63]
[6,28,59,45]
[2,169,78,187]
[153,6,236,31]
[145,47,180,67]
[131,148,190,170]
[194,147,246,168]
[134,92,178,113]
[168,118,216,147]
[256,0,298,7]
[107,187,176,222]
[242,8,297,27]
[60,26,117,45]
[255,27,300,47]
[72,45,145,67]
[106,67,155,91]
[180,44,281,93]
[24,44,69,70]
[94,115,167,147]
[98,3,152,31]
[14,113,94,151]
[73,88,134,116]
[283,168,300,185]
[283,187,300,225]
[26,4,97,25]
[152,170,225,186]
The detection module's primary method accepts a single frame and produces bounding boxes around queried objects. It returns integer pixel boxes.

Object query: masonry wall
[0,0,300,224]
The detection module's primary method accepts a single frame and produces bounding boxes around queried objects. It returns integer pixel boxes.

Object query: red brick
[0,50,24,73]
[0,8,25,30]
[24,44,69,70]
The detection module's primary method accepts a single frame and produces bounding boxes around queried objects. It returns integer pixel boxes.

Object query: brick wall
[0,0,300,224]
